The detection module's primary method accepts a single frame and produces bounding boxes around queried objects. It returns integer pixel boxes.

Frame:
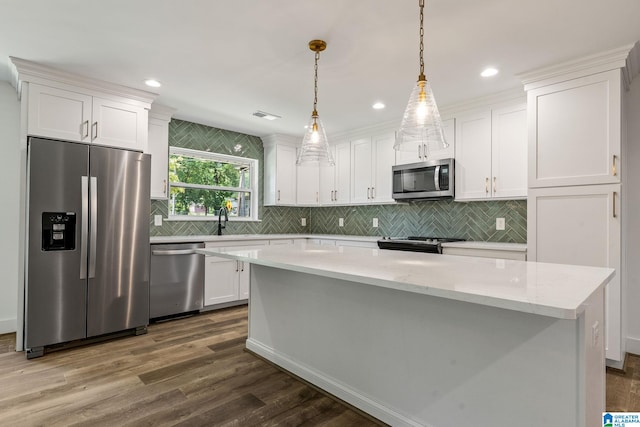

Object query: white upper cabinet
[396,118,455,165]
[27,83,149,151]
[262,136,297,206]
[148,104,176,200]
[491,104,528,198]
[296,161,320,206]
[527,69,622,188]
[455,102,527,201]
[320,141,351,204]
[351,132,396,204]
[13,58,155,152]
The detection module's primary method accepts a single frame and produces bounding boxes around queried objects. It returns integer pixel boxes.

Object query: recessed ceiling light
[252,110,282,121]
[144,79,162,88]
[372,102,385,110]
[481,68,499,78]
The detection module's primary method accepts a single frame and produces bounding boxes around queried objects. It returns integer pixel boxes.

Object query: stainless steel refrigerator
[26,137,150,358]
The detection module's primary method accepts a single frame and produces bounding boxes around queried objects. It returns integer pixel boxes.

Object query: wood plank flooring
[0,306,381,426]
[2,306,639,425]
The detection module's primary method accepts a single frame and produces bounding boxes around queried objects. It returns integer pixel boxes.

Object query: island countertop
[196,242,614,320]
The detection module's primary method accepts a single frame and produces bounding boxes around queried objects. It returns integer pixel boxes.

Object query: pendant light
[297,40,335,166]
[395,0,448,158]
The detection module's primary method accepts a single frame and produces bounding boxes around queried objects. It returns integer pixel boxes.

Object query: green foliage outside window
[168,147,256,219]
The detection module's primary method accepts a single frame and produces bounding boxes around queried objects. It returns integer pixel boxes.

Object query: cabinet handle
[277,190,281,201]
[335,190,338,201]
[613,191,618,218]
[372,187,375,199]
[241,262,245,272]
[485,177,489,195]
[367,187,371,199]
[82,120,89,139]
[423,144,428,160]
[316,191,319,203]
[330,190,334,201]
[163,179,167,195]
[91,122,98,141]
[418,144,422,159]
[493,177,496,194]
[612,155,618,176]
[236,261,239,272]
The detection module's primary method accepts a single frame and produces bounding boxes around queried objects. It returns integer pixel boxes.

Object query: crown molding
[149,103,177,121]
[518,44,635,91]
[437,87,525,117]
[622,41,640,89]
[9,56,157,105]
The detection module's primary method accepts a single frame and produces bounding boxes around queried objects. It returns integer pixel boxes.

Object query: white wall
[0,81,20,334]
[626,76,640,355]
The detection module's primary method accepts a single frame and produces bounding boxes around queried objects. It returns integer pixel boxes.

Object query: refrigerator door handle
[80,176,89,279]
[89,176,98,279]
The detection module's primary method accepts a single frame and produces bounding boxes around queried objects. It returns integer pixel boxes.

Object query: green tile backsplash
[150,119,526,243]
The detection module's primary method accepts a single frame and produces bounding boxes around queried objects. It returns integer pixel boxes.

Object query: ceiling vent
[252,110,281,121]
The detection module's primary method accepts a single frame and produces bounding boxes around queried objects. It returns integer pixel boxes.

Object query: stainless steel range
[377,236,465,254]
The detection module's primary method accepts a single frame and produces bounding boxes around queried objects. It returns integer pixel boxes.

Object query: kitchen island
[197,242,614,427]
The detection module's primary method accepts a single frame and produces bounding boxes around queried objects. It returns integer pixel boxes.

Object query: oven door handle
[434,165,441,191]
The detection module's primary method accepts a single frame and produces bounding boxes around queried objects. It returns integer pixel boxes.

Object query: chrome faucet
[217,206,228,236]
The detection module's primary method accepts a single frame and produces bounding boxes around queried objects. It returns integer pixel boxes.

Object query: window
[168,147,258,221]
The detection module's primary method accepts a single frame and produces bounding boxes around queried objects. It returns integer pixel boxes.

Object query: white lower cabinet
[203,240,266,306]
[204,257,249,305]
[528,184,621,361]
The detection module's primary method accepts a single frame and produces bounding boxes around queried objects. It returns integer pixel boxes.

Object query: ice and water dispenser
[41,212,76,251]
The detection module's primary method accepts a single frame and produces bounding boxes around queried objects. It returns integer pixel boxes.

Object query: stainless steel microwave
[392,158,454,200]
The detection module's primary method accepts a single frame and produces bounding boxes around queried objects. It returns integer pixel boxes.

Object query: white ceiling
[1,0,639,138]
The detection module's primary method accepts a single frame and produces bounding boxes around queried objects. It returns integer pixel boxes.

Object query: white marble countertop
[150,234,380,244]
[441,241,527,252]
[196,242,613,320]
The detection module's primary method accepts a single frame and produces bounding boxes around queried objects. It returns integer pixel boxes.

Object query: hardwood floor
[0,306,381,427]
[2,306,638,426]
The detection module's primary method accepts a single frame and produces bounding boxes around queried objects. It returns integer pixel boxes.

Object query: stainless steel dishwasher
[150,242,204,319]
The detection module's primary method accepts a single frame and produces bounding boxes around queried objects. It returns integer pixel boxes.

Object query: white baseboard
[626,336,640,355]
[246,338,425,427]
[0,318,16,335]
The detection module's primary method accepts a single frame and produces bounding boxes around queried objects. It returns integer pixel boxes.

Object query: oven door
[392,159,454,200]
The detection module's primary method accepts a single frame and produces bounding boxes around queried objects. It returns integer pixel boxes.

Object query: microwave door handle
[434,165,441,191]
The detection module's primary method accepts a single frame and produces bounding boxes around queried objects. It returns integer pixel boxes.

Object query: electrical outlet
[154,215,163,226]
[339,218,344,227]
[301,218,307,226]
[373,218,379,228]
[496,218,505,231]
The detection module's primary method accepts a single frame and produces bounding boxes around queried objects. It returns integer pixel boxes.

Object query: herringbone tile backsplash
[151,119,526,243]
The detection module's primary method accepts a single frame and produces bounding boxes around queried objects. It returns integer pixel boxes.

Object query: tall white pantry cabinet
[522,43,640,362]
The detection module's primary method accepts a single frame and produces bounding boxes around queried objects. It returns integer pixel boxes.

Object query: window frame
[167,146,259,222]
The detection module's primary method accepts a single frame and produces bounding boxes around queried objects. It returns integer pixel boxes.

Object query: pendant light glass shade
[298,112,334,165]
[394,78,448,156]
[395,0,448,158]
[297,39,335,166]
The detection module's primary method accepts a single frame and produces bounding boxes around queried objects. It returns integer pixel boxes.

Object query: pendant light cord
[418,0,425,81]
[313,50,320,116]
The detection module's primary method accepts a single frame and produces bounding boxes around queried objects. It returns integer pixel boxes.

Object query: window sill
[166,216,262,223]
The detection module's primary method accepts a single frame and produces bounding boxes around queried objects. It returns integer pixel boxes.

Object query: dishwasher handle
[152,249,201,256]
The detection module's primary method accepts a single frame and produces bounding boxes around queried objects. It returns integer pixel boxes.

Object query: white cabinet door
[319,145,336,204]
[276,144,297,204]
[372,132,396,203]
[395,118,455,164]
[351,137,373,204]
[491,104,527,199]
[334,142,351,204]
[455,109,492,200]
[528,184,621,360]
[148,117,169,199]
[27,83,92,143]
[296,162,319,205]
[238,261,250,299]
[204,256,240,306]
[91,97,147,151]
[528,69,621,188]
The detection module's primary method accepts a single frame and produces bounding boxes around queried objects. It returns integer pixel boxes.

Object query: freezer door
[26,138,89,349]
[87,146,150,337]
